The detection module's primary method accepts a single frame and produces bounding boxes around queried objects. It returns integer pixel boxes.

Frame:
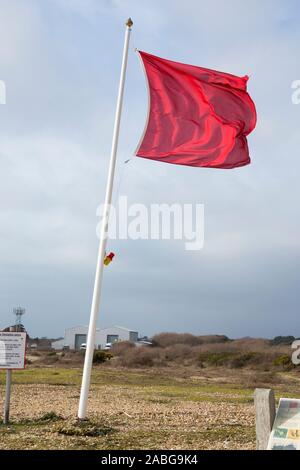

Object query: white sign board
[0,332,26,369]
[268,398,300,450]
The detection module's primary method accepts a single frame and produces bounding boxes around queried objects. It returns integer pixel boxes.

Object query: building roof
[101,325,138,333]
[63,325,138,333]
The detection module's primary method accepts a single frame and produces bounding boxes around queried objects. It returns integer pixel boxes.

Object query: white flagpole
[78,18,133,420]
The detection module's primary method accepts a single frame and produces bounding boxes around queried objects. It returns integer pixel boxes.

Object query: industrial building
[51,325,139,350]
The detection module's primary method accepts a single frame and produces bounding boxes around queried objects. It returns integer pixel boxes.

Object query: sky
[0,0,300,339]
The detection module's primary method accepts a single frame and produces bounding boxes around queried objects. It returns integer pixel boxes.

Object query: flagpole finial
[126,18,133,28]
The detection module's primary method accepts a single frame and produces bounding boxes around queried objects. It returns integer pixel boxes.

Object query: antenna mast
[13,307,25,331]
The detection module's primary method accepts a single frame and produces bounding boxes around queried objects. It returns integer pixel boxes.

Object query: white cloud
[0,0,41,68]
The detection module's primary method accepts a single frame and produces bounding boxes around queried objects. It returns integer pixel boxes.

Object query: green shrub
[198,351,264,368]
[152,332,229,348]
[93,351,112,364]
[230,352,260,368]
[198,352,235,367]
[273,355,293,369]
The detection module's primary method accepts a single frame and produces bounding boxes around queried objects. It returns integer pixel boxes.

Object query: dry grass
[0,363,300,450]
[0,335,297,450]
[152,332,229,348]
[110,338,294,371]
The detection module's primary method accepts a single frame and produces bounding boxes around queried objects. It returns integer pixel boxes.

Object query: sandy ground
[0,366,261,450]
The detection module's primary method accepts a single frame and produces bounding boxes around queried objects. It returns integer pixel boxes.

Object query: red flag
[135,51,257,169]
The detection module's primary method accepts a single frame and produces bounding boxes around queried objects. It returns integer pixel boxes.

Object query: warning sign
[0,332,26,369]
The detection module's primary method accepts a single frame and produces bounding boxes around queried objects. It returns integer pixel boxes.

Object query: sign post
[0,332,26,424]
[4,370,12,424]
